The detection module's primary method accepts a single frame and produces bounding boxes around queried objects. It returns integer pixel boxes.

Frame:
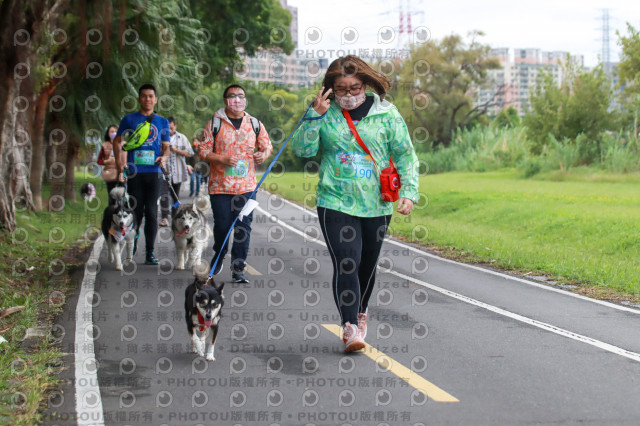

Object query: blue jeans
[189,171,201,196]
[209,192,256,272]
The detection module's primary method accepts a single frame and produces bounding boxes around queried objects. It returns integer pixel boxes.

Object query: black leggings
[317,207,391,326]
[127,173,162,254]
[106,181,118,205]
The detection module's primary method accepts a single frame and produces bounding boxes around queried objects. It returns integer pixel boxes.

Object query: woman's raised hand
[312,86,332,115]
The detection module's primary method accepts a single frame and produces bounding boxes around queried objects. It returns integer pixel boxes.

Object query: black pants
[209,192,255,272]
[317,207,391,326]
[127,173,162,254]
[106,181,118,205]
[160,181,182,219]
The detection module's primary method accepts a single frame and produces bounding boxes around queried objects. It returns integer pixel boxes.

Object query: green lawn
[264,169,640,295]
[0,172,106,425]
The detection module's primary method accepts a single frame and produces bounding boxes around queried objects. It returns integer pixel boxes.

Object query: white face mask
[335,92,366,110]
[109,132,117,140]
[226,97,246,114]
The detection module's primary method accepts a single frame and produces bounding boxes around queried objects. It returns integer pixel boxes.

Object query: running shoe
[145,252,158,265]
[343,322,365,353]
[232,270,250,284]
[358,308,368,339]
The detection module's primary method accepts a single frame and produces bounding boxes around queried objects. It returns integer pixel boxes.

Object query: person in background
[159,116,194,226]
[291,55,419,352]
[188,137,201,197]
[97,124,127,205]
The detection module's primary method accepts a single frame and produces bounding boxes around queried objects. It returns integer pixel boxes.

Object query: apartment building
[476,48,584,116]
[238,0,328,89]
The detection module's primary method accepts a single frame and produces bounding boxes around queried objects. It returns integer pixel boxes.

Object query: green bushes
[419,126,529,174]
[419,124,640,177]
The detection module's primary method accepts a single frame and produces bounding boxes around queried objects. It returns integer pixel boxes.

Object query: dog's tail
[193,262,210,287]
[194,195,211,214]
[109,186,126,204]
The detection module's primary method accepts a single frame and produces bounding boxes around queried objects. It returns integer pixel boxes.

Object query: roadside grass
[264,169,640,297]
[0,172,106,425]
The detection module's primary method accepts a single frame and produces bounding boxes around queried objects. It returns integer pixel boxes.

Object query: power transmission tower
[600,8,611,74]
[380,0,425,49]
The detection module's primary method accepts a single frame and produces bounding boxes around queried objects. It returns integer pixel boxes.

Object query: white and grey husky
[101,187,136,271]
[172,196,211,270]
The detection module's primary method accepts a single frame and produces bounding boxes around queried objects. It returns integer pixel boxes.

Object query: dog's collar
[197,311,206,332]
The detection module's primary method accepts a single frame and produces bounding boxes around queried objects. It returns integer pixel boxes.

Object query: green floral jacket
[292,93,419,217]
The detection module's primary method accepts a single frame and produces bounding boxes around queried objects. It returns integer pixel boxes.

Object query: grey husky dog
[101,187,136,270]
[171,196,211,270]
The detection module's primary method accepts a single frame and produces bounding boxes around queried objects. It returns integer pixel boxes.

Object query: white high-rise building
[476,48,585,116]
[239,0,327,88]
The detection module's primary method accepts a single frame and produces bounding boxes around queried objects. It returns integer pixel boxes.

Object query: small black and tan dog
[184,268,224,361]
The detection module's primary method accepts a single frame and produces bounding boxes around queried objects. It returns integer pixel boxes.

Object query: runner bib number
[336,152,374,179]
[133,150,155,166]
[225,160,249,177]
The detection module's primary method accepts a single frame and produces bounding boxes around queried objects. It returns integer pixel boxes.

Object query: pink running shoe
[343,322,365,352]
[358,308,368,339]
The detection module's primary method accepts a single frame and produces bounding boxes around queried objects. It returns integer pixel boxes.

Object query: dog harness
[109,223,134,242]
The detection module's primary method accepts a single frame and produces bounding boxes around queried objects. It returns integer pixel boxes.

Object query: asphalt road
[44,188,640,426]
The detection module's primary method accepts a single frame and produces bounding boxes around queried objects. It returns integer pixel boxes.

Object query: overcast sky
[287,0,640,67]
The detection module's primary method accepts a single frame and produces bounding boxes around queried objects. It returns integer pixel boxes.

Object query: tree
[0,0,293,230]
[391,31,501,147]
[494,106,521,128]
[188,0,294,82]
[524,59,616,159]
[0,0,62,231]
[617,22,640,136]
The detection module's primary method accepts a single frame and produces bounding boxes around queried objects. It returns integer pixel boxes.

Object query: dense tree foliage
[0,0,292,230]
[617,23,640,134]
[524,61,616,160]
[389,31,501,148]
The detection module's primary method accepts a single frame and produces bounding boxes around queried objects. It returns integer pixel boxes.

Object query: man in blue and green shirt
[114,83,170,265]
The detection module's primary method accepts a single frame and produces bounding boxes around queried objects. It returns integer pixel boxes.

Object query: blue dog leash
[208,102,323,278]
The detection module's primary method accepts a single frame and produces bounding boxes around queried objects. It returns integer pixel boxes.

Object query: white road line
[75,235,105,426]
[388,269,640,363]
[256,205,640,364]
[262,191,640,315]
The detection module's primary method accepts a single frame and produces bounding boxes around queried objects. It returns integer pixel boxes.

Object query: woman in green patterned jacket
[292,55,419,352]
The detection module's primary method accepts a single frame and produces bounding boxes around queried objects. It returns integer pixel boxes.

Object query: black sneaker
[210,253,224,276]
[232,270,249,284]
[212,262,223,276]
[145,252,159,265]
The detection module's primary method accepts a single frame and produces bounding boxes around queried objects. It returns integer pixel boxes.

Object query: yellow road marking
[245,263,261,276]
[216,254,261,276]
[322,324,459,402]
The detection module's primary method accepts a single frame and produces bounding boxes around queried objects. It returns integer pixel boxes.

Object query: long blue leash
[208,101,323,278]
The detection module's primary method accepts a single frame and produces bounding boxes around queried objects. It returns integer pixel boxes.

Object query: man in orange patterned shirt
[199,84,273,283]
